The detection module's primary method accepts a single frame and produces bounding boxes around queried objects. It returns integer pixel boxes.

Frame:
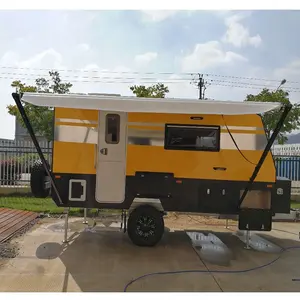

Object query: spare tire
[30,160,51,198]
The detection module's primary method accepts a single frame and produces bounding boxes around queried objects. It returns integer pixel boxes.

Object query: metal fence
[272,144,300,195]
[272,144,300,156]
[0,140,52,187]
[274,156,300,181]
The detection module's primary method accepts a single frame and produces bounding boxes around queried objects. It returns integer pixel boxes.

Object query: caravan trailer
[12,93,292,247]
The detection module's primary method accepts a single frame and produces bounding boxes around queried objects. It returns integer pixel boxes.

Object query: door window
[105,114,120,144]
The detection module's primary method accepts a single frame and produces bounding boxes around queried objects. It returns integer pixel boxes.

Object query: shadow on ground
[34,224,300,292]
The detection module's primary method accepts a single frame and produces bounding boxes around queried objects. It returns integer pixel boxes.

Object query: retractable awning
[21,93,282,115]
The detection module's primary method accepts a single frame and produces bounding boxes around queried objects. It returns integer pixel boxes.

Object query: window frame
[164,123,221,152]
[105,113,120,144]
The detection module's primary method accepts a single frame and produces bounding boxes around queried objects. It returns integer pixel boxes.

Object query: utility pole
[197,73,204,99]
[190,73,209,99]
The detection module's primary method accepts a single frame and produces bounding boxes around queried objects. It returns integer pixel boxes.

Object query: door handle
[100,148,108,155]
[213,167,227,171]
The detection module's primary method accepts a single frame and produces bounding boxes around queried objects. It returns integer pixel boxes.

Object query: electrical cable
[211,83,300,93]
[5,71,300,90]
[1,71,300,92]
[207,79,300,91]
[0,71,194,81]
[0,75,192,84]
[123,246,300,292]
[1,65,299,84]
[1,64,299,85]
[221,115,257,166]
[204,73,300,85]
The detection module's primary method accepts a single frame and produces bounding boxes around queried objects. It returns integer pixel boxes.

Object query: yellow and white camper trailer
[12,92,292,247]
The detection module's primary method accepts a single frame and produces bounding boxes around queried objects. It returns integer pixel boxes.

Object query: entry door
[95,111,128,203]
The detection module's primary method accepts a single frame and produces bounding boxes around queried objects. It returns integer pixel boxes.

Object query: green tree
[130,83,169,98]
[7,71,72,142]
[245,88,300,144]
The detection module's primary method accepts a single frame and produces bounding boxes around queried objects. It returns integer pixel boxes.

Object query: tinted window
[165,125,220,151]
[105,114,120,144]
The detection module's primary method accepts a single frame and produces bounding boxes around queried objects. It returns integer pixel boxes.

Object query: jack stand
[121,210,127,233]
[244,230,251,250]
[83,208,88,224]
[225,219,229,229]
[124,211,127,233]
[62,207,70,244]
[120,210,124,230]
[91,209,99,228]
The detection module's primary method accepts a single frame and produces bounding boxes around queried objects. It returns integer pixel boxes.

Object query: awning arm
[238,103,292,208]
[12,93,63,205]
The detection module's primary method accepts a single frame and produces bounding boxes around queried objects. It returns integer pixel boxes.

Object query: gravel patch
[0,242,20,259]
[0,217,39,260]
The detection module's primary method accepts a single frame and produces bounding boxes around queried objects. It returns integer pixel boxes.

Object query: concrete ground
[0,213,299,292]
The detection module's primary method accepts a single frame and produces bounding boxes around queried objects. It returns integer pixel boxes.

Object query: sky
[0,9,300,139]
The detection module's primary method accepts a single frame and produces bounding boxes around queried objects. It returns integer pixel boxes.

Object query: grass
[0,196,89,216]
[291,200,300,209]
[0,196,121,216]
[0,196,299,214]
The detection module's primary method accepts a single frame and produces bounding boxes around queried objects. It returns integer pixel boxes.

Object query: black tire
[127,205,165,247]
[30,160,50,198]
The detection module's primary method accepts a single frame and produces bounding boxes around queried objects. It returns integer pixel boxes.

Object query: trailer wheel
[30,160,50,198]
[127,205,164,247]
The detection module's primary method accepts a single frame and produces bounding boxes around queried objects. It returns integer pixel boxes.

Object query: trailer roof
[21,92,282,115]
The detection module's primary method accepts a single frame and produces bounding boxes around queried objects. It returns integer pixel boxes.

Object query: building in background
[15,118,47,143]
[0,138,15,150]
[0,117,49,155]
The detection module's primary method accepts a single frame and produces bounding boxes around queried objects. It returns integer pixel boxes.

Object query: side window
[165,125,220,151]
[105,114,120,144]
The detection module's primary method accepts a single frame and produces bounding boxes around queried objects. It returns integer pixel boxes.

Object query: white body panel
[95,111,128,203]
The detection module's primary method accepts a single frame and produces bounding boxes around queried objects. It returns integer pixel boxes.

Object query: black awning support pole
[238,103,292,208]
[12,93,63,205]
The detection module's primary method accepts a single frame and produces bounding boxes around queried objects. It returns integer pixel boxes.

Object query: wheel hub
[136,215,156,238]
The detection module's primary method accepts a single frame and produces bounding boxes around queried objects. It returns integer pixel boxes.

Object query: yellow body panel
[53,142,96,175]
[52,108,276,183]
[55,107,98,121]
[128,113,264,127]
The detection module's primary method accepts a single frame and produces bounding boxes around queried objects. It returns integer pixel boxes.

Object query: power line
[0,75,191,84]
[207,78,300,90]
[0,72,192,81]
[204,73,300,85]
[0,65,189,76]
[0,65,299,85]
[210,82,300,93]
[0,67,299,93]
[2,71,298,90]
[1,75,299,93]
